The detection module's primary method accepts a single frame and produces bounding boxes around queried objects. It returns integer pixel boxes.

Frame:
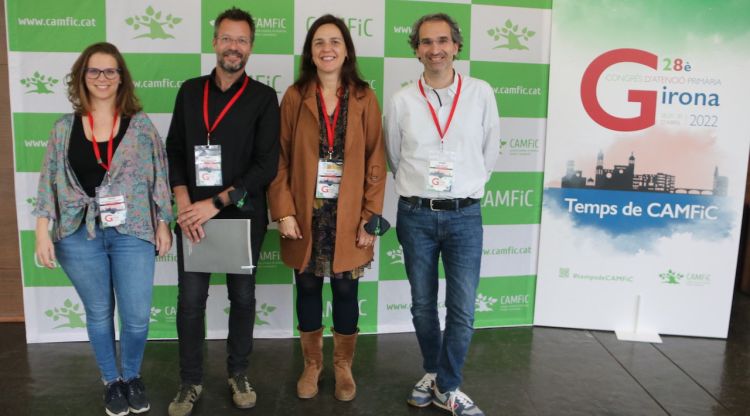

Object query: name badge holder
[197,74,249,188]
[427,150,456,193]
[195,145,222,187]
[316,159,343,199]
[96,176,127,228]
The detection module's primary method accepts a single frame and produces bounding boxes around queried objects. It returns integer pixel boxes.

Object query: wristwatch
[212,194,224,210]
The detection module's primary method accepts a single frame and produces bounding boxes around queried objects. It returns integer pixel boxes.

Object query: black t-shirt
[68,115,131,197]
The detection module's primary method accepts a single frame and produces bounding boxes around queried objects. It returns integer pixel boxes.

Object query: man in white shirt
[384,13,500,416]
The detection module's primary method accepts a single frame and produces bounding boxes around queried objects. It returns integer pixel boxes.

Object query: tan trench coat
[267,84,386,273]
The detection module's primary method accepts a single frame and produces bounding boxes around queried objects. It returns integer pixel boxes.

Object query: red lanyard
[87,111,118,171]
[317,85,341,158]
[418,73,462,142]
[203,75,249,144]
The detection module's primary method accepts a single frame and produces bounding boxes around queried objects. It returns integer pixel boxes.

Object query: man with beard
[165,7,279,416]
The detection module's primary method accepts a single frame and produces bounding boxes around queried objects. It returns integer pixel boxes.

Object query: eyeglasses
[85,68,121,80]
[216,35,251,47]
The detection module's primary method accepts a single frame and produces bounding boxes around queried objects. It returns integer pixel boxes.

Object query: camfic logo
[125,6,182,40]
[487,19,536,51]
[306,16,374,37]
[580,48,720,132]
[659,269,683,284]
[475,293,498,312]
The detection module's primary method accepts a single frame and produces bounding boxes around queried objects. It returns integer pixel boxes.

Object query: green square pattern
[20,231,71,287]
[474,275,536,327]
[13,113,63,173]
[6,0,105,52]
[481,172,544,225]
[148,285,179,338]
[385,0,472,59]
[202,0,295,55]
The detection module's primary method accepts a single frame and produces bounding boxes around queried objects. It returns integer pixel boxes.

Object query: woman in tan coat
[267,14,386,402]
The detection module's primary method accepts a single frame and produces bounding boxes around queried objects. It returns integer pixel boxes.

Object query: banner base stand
[615,294,662,343]
[615,330,662,343]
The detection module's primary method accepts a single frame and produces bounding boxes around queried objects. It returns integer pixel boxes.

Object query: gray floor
[1,292,749,415]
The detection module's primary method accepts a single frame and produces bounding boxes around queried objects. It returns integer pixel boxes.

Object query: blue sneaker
[433,387,485,416]
[407,373,436,407]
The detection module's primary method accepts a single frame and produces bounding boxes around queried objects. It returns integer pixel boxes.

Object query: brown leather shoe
[297,327,324,399]
[332,328,358,401]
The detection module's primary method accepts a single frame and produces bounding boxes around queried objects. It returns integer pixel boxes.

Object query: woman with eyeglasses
[33,42,172,416]
[267,14,386,402]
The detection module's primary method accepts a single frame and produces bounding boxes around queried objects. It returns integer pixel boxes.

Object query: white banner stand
[615,295,662,343]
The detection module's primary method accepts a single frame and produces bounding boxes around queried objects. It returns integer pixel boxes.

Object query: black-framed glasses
[85,67,121,80]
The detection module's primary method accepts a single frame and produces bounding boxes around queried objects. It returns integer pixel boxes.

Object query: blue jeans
[396,198,483,392]
[55,224,156,384]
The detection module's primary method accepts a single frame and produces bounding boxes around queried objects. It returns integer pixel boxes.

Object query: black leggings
[295,271,359,335]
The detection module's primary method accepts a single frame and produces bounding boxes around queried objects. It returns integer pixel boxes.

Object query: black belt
[400,196,479,211]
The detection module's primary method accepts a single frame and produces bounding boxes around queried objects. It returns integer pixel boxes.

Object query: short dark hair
[66,42,141,116]
[294,14,369,93]
[214,7,256,44]
[408,13,463,56]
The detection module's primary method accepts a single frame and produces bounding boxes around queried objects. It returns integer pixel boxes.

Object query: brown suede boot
[332,328,358,401]
[297,327,324,399]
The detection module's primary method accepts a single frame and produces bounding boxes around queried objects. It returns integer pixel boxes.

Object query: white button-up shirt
[384,71,501,199]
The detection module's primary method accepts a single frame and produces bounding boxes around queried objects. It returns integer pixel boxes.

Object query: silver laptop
[182,219,254,275]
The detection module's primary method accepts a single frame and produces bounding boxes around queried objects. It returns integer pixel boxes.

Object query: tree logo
[386,245,405,265]
[149,306,162,323]
[20,71,59,94]
[224,302,277,326]
[487,19,536,51]
[255,303,276,326]
[498,139,509,155]
[125,6,182,40]
[45,298,86,329]
[26,197,37,209]
[660,269,684,285]
[475,293,498,312]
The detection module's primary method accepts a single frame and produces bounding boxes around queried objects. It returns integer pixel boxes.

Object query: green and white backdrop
[6,0,550,343]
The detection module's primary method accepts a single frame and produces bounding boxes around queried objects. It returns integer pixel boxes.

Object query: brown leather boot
[332,328,358,401]
[297,327,324,399]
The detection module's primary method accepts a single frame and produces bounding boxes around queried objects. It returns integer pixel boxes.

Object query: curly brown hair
[66,42,142,116]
